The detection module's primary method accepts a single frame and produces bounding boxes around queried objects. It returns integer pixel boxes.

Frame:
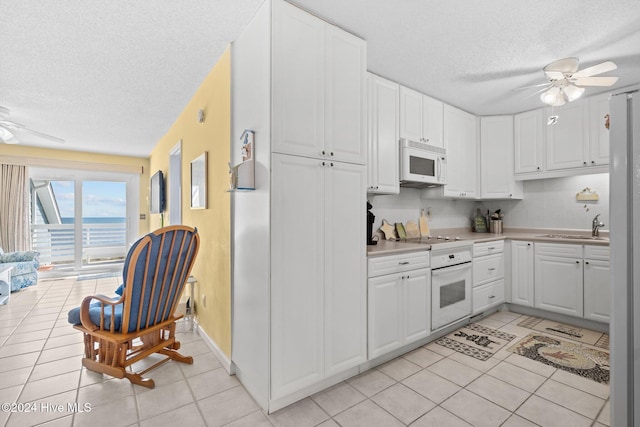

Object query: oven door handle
[431,262,471,276]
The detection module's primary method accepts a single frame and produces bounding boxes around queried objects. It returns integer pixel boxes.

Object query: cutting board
[419,209,430,237]
[380,219,396,240]
[405,220,420,238]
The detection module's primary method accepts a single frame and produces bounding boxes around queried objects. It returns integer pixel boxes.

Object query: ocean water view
[61,217,126,224]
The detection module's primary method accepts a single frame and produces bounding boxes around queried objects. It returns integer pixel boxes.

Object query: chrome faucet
[592,214,605,237]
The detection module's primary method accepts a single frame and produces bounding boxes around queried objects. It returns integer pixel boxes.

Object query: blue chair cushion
[67,301,124,331]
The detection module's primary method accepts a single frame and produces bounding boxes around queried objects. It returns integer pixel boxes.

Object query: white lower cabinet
[510,241,534,307]
[271,153,366,400]
[534,243,584,317]
[583,245,610,323]
[472,241,505,314]
[368,253,430,359]
[473,280,505,314]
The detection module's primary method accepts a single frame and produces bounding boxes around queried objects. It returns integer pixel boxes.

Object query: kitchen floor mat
[517,316,608,349]
[508,333,610,384]
[435,323,516,361]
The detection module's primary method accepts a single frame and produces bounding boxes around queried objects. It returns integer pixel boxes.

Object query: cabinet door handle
[399,261,410,265]
[322,150,326,156]
[330,162,334,167]
[321,161,326,166]
[488,268,496,271]
[527,243,531,246]
[536,166,541,170]
[583,161,587,165]
[330,152,334,156]
[488,247,495,250]
[489,295,496,299]
[576,260,580,264]
[585,261,590,265]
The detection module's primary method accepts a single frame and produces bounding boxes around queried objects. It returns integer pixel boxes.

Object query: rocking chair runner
[68,225,200,388]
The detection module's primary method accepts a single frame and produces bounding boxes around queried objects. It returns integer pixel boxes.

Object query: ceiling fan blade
[513,82,552,91]
[544,57,579,74]
[524,85,554,98]
[0,121,65,144]
[0,106,10,120]
[573,61,617,78]
[18,127,65,144]
[574,76,619,87]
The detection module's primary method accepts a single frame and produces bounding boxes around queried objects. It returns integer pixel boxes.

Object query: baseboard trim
[195,321,234,374]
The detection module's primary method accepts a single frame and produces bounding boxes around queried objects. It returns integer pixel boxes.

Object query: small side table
[185,276,197,332]
[0,266,12,305]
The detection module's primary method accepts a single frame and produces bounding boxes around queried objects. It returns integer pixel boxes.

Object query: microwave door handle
[437,157,442,181]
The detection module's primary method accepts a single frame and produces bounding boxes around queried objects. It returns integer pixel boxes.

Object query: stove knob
[437,235,443,240]
[455,237,461,241]
[444,236,450,240]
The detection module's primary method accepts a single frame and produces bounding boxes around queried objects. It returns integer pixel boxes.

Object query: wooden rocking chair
[68,225,200,388]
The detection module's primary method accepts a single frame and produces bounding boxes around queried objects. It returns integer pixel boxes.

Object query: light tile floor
[0,278,610,427]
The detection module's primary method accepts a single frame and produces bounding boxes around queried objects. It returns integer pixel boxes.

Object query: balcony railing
[32,222,127,267]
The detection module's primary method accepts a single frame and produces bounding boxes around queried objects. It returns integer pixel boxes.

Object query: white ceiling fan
[0,106,65,145]
[518,57,619,107]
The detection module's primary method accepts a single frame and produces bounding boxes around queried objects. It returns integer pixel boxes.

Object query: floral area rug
[508,333,610,384]
[436,323,516,361]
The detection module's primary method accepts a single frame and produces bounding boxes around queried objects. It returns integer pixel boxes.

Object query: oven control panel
[431,247,472,269]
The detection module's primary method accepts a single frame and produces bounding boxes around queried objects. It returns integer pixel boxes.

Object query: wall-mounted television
[149,170,166,214]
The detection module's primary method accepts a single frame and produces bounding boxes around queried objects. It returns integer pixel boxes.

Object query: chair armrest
[79,294,124,332]
[0,251,40,263]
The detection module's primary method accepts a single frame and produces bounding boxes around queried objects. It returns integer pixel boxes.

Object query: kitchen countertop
[367,226,609,257]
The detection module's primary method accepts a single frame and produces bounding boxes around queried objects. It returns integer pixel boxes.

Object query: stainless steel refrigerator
[610,86,640,426]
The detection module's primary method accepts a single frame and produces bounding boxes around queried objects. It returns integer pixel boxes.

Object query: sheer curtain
[0,163,30,252]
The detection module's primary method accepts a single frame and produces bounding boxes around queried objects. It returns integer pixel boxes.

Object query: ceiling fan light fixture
[563,85,585,102]
[540,87,565,106]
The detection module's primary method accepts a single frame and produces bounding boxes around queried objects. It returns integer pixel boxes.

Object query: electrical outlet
[201,294,206,308]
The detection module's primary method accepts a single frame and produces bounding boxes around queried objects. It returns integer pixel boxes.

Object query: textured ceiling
[1,0,639,157]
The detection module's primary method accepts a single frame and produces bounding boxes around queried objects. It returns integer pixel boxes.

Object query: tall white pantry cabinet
[231,0,367,413]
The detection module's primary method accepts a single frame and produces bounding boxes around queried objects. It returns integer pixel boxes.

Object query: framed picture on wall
[190,152,207,209]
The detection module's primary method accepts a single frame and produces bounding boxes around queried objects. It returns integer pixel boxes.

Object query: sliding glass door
[30,168,139,274]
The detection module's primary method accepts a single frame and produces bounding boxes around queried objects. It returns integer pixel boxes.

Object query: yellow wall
[0,145,150,234]
[149,48,231,357]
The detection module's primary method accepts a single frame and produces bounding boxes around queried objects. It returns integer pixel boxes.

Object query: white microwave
[400,139,447,187]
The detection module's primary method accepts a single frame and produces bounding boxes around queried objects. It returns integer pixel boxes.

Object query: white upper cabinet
[367,73,400,194]
[545,100,590,170]
[399,86,423,142]
[399,86,444,147]
[514,109,545,174]
[589,92,611,166]
[443,104,477,198]
[272,0,366,164]
[422,95,444,148]
[324,26,367,164]
[272,1,325,159]
[480,116,523,199]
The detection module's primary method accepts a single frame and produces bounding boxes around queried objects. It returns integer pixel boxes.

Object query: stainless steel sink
[537,234,608,241]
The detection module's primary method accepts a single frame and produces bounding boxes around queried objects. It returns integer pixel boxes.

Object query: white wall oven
[431,244,472,330]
